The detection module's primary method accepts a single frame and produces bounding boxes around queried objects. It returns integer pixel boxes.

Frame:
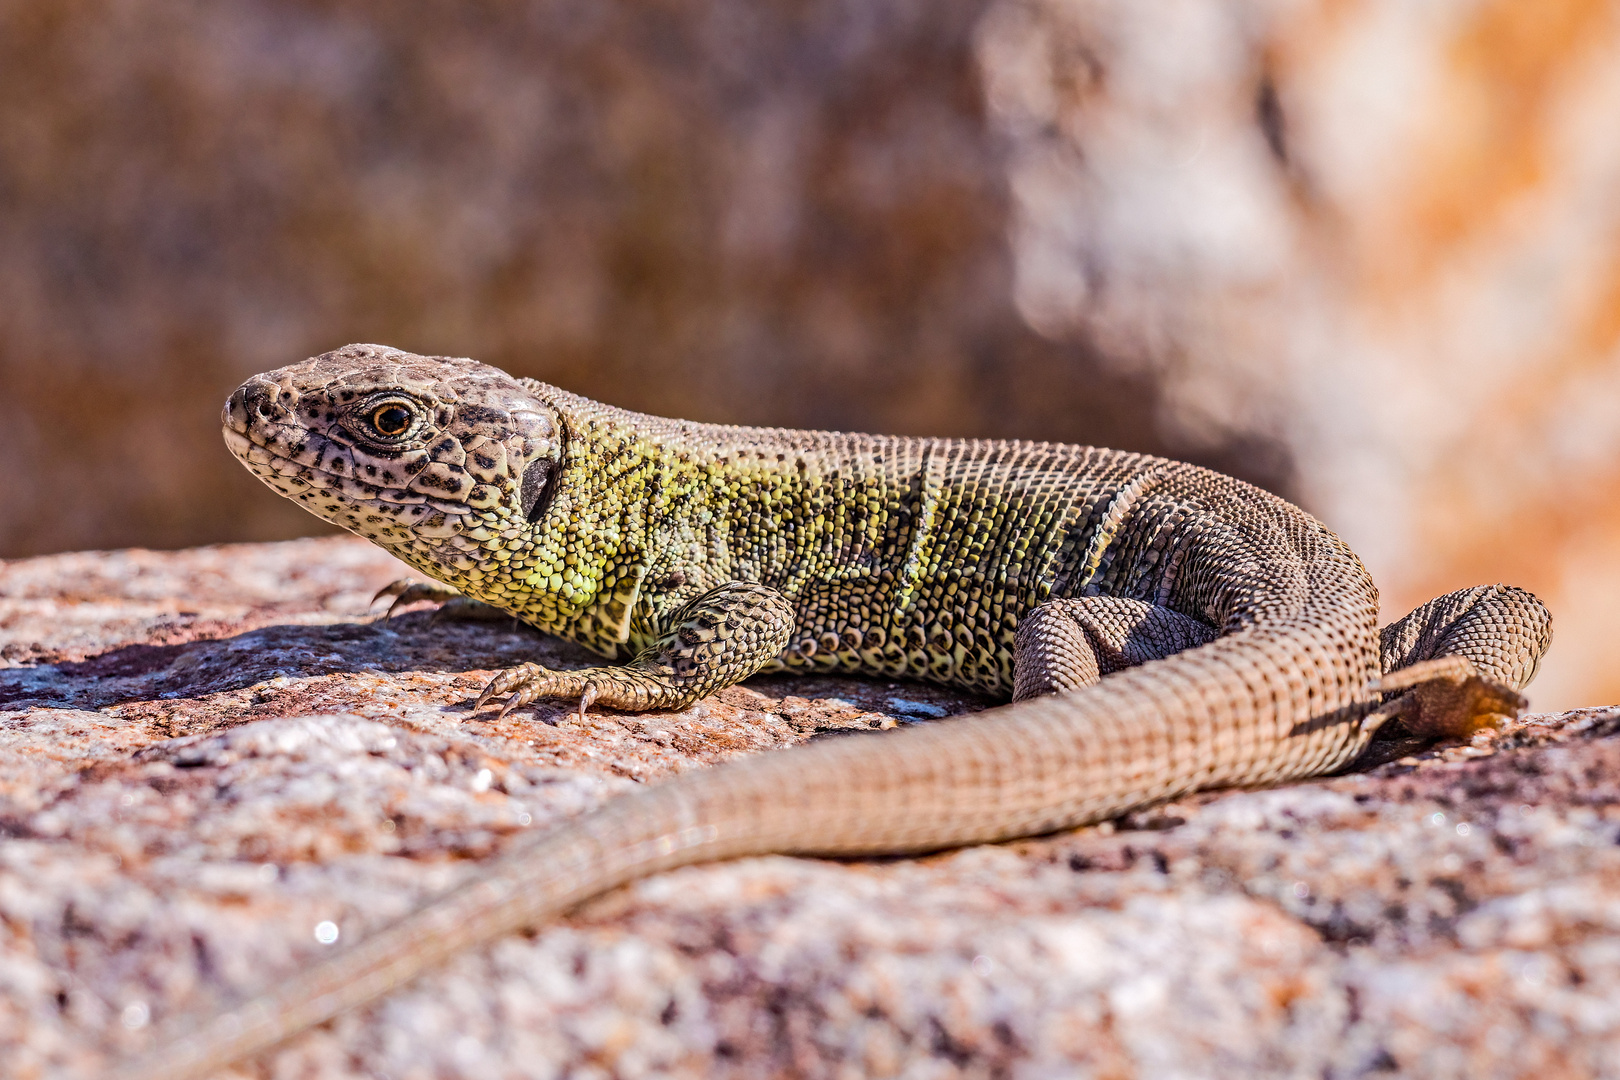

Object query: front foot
[474,580,796,721]
[372,578,509,621]
[473,663,674,721]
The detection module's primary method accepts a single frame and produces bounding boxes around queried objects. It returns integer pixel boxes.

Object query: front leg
[475,581,797,719]
[371,579,511,622]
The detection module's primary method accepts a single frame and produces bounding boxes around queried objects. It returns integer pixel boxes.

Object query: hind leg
[1381,584,1552,689]
[1012,596,1216,702]
[1375,585,1553,737]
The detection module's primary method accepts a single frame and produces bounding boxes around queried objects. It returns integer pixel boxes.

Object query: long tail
[113,573,1391,1080]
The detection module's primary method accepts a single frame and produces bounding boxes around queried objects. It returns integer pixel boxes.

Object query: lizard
[116,342,1552,1078]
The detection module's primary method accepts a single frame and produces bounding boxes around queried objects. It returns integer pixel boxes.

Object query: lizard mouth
[222,423,472,540]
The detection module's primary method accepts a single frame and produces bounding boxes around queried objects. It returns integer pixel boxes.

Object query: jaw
[222,423,472,547]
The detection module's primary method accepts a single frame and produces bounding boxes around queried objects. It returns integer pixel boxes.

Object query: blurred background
[0,0,1616,709]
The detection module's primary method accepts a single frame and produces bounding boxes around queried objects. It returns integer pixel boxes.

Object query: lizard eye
[368,403,414,437]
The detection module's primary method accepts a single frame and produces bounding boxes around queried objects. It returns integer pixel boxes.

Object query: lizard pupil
[371,405,411,436]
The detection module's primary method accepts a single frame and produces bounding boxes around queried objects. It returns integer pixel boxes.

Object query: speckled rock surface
[2,537,1618,1079]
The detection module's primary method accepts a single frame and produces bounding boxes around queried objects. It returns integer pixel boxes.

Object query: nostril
[223,388,248,426]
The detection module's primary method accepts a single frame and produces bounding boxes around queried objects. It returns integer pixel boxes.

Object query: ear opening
[520,458,561,524]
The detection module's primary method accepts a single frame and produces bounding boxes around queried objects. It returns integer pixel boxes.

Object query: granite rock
[2,537,1617,1079]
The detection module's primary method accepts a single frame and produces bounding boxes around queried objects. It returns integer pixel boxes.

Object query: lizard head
[222,344,565,564]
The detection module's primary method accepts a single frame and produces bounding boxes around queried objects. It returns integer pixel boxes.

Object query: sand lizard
[116,343,1552,1077]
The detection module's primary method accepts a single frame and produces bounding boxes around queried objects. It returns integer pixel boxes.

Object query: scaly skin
[114,344,1552,1078]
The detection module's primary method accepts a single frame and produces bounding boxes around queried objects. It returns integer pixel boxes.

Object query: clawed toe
[497,683,540,720]
[1375,656,1526,738]
[371,578,461,620]
[371,578,414,606]
[471,665,603,721]
[474,665,525,711]
[472,663,558,718]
